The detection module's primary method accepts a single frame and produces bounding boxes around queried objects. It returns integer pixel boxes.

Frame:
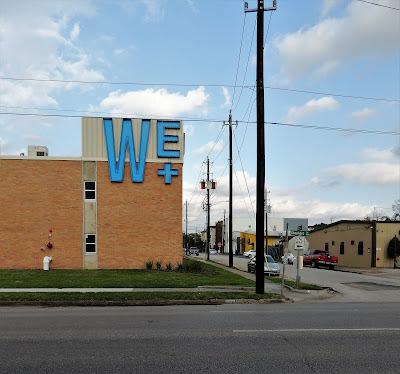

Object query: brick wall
[97,161,183,269]
[0,159,83,269]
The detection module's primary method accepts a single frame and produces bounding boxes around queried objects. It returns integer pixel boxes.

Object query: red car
[303,249,338,270]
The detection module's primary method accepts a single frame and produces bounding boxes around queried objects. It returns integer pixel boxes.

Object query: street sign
[294,236,305,250]
[290,230,309,236]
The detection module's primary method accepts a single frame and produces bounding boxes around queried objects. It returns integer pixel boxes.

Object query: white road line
[234,328,400,332]
[210,310,359,313]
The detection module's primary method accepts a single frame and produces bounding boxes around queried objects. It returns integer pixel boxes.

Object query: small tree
[387,236,400,259]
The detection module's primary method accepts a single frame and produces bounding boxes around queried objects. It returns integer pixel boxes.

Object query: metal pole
[223,209,226,254]
[296,240,301,287]
[281,222,288,295]
[207,157,210,261]
[185,200,189,254]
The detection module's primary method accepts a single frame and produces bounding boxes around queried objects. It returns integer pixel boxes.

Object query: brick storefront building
[0,117,184,269]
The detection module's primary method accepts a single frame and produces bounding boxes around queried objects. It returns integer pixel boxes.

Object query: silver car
[247,254,280,276]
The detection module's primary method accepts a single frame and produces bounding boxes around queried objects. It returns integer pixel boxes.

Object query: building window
[358,241,363,255]
[325,243,329,252]
[332,241,335,246]
[84,181,96,201]
[351,240,355,245]
[340,242,344,254]
[37,151,45,156]
[85,234,96,253]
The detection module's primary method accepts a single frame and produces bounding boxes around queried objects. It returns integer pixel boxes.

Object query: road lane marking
[233,328,400,332]
[210,309,359,313]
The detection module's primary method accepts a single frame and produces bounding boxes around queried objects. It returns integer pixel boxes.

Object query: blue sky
[0,0,399,231]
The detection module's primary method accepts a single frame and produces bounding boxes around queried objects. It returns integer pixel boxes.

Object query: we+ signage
[103,118,180,184]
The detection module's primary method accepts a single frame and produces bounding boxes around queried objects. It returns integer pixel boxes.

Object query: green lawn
[0,259,255,289]
[0,291,284,302]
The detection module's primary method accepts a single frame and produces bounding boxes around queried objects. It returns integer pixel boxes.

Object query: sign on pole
[290,230,309,236]
[294,236,305,251]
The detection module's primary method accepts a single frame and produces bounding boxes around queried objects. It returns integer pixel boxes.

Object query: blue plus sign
[158,163,179,184]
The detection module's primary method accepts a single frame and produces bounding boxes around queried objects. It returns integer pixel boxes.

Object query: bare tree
[392,200,400,220]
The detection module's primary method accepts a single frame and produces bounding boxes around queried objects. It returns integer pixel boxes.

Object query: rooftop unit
[28,146,49,157]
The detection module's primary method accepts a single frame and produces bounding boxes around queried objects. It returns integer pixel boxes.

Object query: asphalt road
[203,253,400,302]
[1,303,399,373]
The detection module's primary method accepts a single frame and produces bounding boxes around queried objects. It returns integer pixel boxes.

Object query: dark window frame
[84,181,96,201]
[85,234,97,253]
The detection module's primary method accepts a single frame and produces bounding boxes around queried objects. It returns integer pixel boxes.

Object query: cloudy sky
[0,0,399,231]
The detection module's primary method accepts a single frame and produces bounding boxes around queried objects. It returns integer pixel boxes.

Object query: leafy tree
[387,236,400,259]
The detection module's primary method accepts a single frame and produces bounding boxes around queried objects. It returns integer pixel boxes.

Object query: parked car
[281,253,295,265]
[247,254,280,276]
[243,250,257,257]
[210,248,217,255]
[303,249,338,269]
[189,247,199,256]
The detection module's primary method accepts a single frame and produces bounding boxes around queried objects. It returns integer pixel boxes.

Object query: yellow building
[307,220,400,268]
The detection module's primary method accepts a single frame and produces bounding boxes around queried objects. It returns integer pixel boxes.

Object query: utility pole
[224,110,237,267]
[245,0,276,294]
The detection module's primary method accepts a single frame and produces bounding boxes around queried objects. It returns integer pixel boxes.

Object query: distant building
[307,220,400,268]
[223,217,308,254]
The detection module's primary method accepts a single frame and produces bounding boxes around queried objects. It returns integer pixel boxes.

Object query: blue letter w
[103,118,150,182]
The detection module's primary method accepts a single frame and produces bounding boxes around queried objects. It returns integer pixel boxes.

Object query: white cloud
[0,1,103,109]
[69,23,80,41]
[321,0,344,17]
[325,162,400,185]
[194,140,223,156]
[184,124,195,136]
[286,96,339,121]
[350,107,377,122]
[361,147,399,162]
[96,86,209,118]
[274,0,400,82]
[21,134,49,144]
[140,0,167,23]
[221,87,231,108]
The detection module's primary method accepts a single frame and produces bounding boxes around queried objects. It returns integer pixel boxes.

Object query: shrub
[184,261,203,272]
[176,263,184,271]
[156,261,163,270]
[387,236,400,258]
[166,262,173,271]
[145,260,154,270]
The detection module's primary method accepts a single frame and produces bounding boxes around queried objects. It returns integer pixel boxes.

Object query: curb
[0,298,289,307]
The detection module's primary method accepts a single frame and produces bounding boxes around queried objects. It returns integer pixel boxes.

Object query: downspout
[371,221,376,268]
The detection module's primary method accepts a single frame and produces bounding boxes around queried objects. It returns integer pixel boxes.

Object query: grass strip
[266,276,322,290]
[0,259,255,289]
[0,291,283,302]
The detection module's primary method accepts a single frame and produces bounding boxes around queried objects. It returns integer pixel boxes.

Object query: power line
[230,12,247,111]
[1,76,398,102]
[232,17,256,112]
[265,121,400,135]
[356,0,400,10]
[0,111,398,135]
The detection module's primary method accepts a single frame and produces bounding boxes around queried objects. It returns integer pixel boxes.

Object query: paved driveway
[198,252,400,302]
